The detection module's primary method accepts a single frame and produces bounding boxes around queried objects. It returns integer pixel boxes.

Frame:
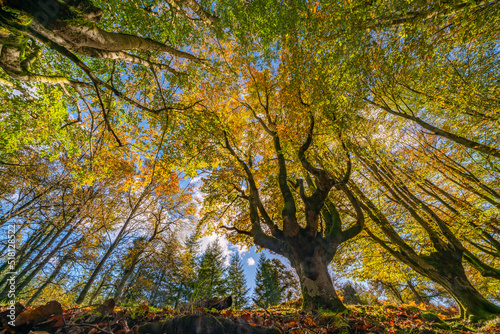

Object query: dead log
[178,296,232,311]
[138,314,280,334]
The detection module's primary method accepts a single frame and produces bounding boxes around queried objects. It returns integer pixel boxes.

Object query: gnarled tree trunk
[290,250,345,312]
[354,156,500,320]
[423,252,500,320]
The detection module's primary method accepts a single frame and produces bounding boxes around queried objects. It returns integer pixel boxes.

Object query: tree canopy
[1,0,499,321]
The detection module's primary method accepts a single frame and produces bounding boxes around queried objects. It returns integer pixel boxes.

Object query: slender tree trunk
[89,275,108,305]
[114,236,155,301]
[383,281,405,304]
[27,254,70,306]
[406,280,425,304]
[16,223,67,278]
[149,271,165,307]
[0,224,64,296]
[75,239,121,304]
[14,224,78,296]
[0,229,40,275]
[114,257,141,301]
[75,185,151,304]
[0,225,54,277]
[0,186,53,227]
[0,221,28,255]
[122,268,143,303]
[27,236,84,306]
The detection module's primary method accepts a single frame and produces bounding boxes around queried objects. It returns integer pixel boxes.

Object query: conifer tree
[253,254,281,308]
[254,255,300,308]
[226,253,250,309]
[195,239,227,299]
[180,232,201,302]
[269,259,300,302]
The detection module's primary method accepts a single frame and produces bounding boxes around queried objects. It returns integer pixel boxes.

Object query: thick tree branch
[338,184,364,243]
[74,48,186,75]
[463,250,500,280]
[173,0,218,24]
[322,198,342,237]
[298,114,333,186]
[220,225,252,236]
[365,98,500,158]
[222,132,281,238]
[272,131,300,237]
[0,77,35,100]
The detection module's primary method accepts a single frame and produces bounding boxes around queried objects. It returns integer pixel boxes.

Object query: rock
[139,315,280,334]
[0,302,24,326]
[96,298,115,315]
[14,301,62,327]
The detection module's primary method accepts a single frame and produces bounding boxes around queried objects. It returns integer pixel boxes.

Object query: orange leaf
[241,312,252,321]
[221,309,233,317]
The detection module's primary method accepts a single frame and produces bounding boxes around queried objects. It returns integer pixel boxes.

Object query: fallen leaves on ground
[14,301,63,327]
[0,300,499,334]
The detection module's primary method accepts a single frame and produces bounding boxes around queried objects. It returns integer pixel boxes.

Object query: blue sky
[198,234,289,294]
[186,174,294,295]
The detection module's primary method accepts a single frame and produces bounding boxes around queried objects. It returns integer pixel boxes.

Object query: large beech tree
[220,116,363,311]
[350,157,500,320]
[187,66,364,311]
[324,104,500,319]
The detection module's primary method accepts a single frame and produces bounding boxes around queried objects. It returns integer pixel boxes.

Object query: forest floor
[1,299,499,334]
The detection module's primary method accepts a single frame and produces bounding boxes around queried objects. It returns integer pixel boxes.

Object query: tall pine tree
[253,254,281,308]
[195,239,227,299]
[253,255,300,308]
[179,232,201,302]
[226,253,250,309]
[269,259,300,302]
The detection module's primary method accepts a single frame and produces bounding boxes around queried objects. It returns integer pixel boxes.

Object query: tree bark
[219,108,363,313]
[26,247,74,306]
[113,256,141,301]
[291,253,346,312]
[13,224,78,296]
[423,256,500,320]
